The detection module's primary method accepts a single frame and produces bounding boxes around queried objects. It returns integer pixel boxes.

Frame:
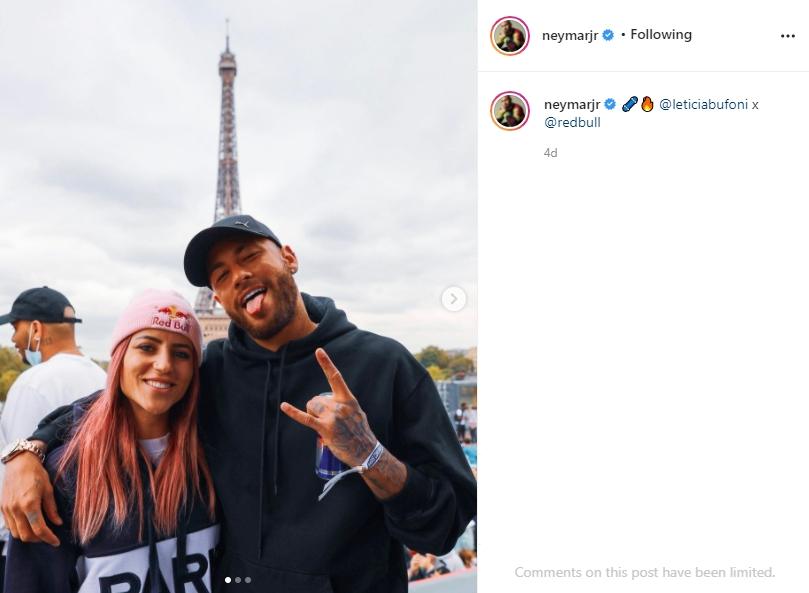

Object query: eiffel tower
[195,27,241,343]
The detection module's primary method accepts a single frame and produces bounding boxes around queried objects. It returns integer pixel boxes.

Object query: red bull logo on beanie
[152,305,191,333]
[109,290,201,361]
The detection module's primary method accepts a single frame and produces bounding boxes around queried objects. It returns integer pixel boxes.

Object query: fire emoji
[641,96,654,112]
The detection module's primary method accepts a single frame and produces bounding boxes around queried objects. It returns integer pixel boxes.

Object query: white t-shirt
[139,434,170,466]
[0,353,107,541]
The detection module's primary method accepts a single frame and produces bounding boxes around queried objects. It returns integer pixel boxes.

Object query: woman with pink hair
[5,289,218,592]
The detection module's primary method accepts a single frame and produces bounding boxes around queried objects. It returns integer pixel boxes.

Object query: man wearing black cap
[187,214,476,592]
[0,288,106,587]
[5,217,477,593]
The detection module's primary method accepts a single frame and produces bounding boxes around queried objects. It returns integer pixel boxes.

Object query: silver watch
[0,439,45,464]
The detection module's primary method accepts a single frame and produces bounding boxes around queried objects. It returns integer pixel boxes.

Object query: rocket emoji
[642,96,654,112]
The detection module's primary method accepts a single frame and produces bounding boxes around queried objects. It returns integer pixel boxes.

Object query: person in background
[455,402,469,441]
[461,436,476,468]
[407,553,436,582]
[0,288,106,590]
[3,289,218,592]
[467,405,477,443]
[458,549,476,569]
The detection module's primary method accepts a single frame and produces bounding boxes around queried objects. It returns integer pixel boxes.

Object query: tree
[426,364,450,381]
[448,356,474,375]
[0,346,25,402]
[0,346,25,373]
[0,369,21,402]
[415,346,450,369]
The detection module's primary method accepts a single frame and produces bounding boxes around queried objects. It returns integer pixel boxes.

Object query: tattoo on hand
[330,406,375,465]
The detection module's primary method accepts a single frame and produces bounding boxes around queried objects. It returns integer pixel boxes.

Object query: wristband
[359,441,385,474]
[318,441,384,501]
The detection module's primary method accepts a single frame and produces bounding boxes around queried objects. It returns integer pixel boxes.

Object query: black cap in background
[0,287,82,325]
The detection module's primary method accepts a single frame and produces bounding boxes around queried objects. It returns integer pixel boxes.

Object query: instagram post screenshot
[0,2,476,592]
[480,1,808,592]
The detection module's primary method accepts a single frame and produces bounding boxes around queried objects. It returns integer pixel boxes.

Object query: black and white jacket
[5,402,219,593]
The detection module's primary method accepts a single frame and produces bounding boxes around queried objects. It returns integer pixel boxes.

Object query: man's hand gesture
[280,348,377,467]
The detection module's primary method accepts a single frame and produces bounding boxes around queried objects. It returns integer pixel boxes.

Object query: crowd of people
[407,517,477,583]
[454,401,477,474]
[402,401,479,583]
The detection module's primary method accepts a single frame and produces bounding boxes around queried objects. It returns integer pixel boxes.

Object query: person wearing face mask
[0,287,106,589]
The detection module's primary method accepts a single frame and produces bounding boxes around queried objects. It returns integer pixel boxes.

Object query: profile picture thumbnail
[491,92,529,130]
[491,17,529,55]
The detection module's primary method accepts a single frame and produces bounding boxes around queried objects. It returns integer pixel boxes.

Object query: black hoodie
[199,294,476,592]
[30,294,477,592]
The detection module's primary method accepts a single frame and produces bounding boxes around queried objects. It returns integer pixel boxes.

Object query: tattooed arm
[281,347,476,554]
[281,348,407,499]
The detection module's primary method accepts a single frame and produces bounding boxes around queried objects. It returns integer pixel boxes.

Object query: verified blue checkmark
[604,98,616,110]
[602,29,614,41]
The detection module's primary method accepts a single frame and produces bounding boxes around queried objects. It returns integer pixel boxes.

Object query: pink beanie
[110,289,203,364]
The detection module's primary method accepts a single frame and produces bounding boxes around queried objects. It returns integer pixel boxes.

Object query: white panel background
[479,2,809,591]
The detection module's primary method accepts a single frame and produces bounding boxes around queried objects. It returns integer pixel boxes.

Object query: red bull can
[315,392,348,479]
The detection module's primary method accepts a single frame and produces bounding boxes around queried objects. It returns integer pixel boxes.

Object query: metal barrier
[409,568,477,592]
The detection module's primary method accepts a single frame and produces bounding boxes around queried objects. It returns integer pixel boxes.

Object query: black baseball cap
[0,287,82,325]
[184,214,282,288]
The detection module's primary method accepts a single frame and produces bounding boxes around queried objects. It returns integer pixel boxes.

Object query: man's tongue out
[246,292,265,315]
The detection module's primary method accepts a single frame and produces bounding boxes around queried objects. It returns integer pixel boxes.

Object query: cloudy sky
[0,1,476,359]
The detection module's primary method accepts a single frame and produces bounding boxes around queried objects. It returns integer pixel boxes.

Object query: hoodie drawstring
[255,345,289,560]
[272,346,288,498]
[147,498,160,593]
[256,362,273,559]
